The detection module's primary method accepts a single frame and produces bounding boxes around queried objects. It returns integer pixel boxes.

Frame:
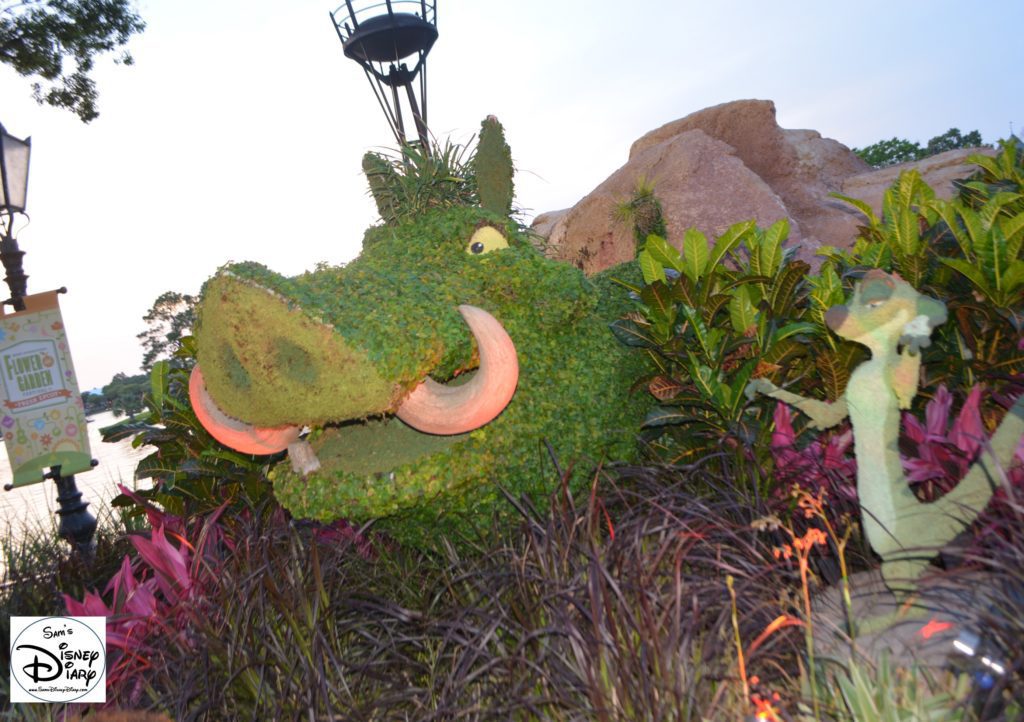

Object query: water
[0,410,151,539]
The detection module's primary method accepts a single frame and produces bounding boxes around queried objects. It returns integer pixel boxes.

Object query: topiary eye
[466,226,508,255]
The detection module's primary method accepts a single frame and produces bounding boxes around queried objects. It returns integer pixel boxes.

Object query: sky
[0,0,1021,392]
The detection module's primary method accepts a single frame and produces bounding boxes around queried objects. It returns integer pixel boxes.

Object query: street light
[330,0,438,151]
[0,122,97,556]
[0,123,31,311]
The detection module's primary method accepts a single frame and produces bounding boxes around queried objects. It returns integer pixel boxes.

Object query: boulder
[841,147,991,217]
[537,99,994,274]
[546,128,796,272]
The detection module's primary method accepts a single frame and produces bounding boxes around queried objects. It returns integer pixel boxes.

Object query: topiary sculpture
[187,117,649,541]
[747,269,1024,595]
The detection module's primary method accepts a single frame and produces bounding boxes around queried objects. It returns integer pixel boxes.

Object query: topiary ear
[363,151,400,223]
[474,115,514,217]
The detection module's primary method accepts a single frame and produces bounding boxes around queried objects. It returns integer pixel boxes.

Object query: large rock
[538,99,992,274]
[841,147,989,216]
[546,128,797,272]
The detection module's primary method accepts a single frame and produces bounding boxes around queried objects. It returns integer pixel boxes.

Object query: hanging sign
[0,290,92,487]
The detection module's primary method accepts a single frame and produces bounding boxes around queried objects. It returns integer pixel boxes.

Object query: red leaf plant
[769,384,1024,531]
[64,490,227,706]
[63,485,375,707]
[769,402,857,505]
[900,384,1024,501]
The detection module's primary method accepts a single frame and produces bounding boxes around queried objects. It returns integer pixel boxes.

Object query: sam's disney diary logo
[9,616,106,703]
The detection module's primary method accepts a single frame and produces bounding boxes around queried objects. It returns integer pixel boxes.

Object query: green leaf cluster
[826,137,1024,391]
[854,128,986,169]
[101,338,274,520]
[613,219,833,470]
[617,140,1024,475]
[0,0,145,122]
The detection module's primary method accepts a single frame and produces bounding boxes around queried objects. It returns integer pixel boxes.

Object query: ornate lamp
[330,0,437,151]
[0,123,31,310]
[0,121,96,556]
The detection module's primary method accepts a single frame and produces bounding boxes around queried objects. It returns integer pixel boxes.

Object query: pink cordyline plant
[64,496,220,705]
[769,401,857,503]
[901,384,1024,501]
[64,485,375,705]
[769,384,1024,506]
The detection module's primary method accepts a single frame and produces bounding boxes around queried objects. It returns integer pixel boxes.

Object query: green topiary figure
[747,270,1024,596]
[473,115,514,217]
[189,117,649,542]
[362,151,401,222]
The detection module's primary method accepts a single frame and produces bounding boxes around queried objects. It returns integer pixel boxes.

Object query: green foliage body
[101,370,148,417]
[194,120,649,543]
[854,128,987,169]
[0,0,145,121]
[137,290,196,372]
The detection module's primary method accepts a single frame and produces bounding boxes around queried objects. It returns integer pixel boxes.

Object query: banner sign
[0,291,92,487]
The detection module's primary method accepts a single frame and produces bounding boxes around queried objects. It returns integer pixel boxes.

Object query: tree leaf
[644,234,684,274]
[609,318,656,348]
[728,285,759,335]
[643,406,701,428]
[939,258,993,300]
[681,228,709,283]
[648,375,685,401]
[768,260,810,317]
[707,220,755,275]
[638,249,666,285]
[759,218,789,277]
[829,192,879,224]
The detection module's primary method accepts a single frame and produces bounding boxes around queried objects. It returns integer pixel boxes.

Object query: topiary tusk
[396,305,518,435]
[189,365,302,455]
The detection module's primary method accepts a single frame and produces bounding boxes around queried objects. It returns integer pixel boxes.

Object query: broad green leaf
[957,205,986,257]
[707,220,756,275]
[638,249,665,285]
[768,261,810,317]
[150,360,169,411]
[640,281,673,321]
[726,359,759,419]
[702,293,732,326]
[644,406,699,428]
[771,321,819,343]
[728,285,758,334]
[681,228,709,283]
[686,351,718,401]
[829,191,878,224]
[1002,260,1024,294]
[1001,211,1024,248]
[644,234,684,273]
[808,263,845,327]
[759,218,788,277]
[608,318,656,348]
[938,258,992,298]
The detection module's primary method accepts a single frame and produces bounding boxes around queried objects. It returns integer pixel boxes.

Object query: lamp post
[0,123,31,311]
[0,122,97,556]
[331,0,438,152]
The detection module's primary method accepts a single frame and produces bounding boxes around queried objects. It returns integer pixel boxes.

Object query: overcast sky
[1,0,1021,391]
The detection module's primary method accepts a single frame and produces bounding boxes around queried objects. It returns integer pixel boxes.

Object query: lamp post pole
[0,122,96,557]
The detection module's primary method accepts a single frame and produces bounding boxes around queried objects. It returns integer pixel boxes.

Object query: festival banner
[0,290,92,487]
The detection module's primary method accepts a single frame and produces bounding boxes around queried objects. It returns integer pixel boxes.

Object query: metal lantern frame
[0,123,31,311]
[330,0,438,151]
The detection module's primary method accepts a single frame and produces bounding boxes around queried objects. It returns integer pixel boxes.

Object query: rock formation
[537,99,993,274]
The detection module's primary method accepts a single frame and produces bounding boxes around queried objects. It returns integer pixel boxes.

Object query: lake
[0,410,151,540]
